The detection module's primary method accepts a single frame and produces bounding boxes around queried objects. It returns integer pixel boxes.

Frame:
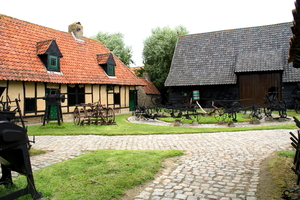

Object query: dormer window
[37,39,63,72]
[97,53,116,76]
[48,55,59,71]
[107,64,115,76]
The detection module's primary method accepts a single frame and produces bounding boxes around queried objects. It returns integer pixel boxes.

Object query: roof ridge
[180,22,293,38]
[0,14,76,37]
[37,38,56,43]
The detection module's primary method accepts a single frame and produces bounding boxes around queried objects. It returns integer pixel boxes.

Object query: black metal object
[291,91,300,114]
[264,88,287,118]
[167,104,200,121]
[282,188,300,200]
[133,106,159,120]
[43,89,65,126]
[281,117,300,199]
[0,122,42,199]
[132,99,261,124]
[212,99,262,123]
[0,88,42,199]
[0,94,25,129]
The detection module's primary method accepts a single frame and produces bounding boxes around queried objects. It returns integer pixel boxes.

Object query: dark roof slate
[235,51,284,73]
[165,22,299,87]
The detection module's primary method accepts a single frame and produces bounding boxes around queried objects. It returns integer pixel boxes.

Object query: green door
[129,90,137,111]
[45,89,59,120]
[49,105,58,119]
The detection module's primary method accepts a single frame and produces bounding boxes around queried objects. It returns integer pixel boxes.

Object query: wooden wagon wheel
[73,107,81,125]
[105,107,115,124]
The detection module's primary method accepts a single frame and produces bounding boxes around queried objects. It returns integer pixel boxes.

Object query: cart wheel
[105,108,115,124]
[73,107,81,125]
[189,112,201,122]
[263,107,272,118]
[213,109,225,122]
[227,112,237,123]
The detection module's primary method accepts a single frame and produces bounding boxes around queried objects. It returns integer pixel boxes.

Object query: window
[37,39,62,72]
[97,53,116,76]
[107,64,115,76]
[48,55,59,71]
[114,93,120,104]
[25,98,36,113]
[68,85,85,106]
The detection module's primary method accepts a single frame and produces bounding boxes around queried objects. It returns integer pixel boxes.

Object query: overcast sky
[1,0,296,66]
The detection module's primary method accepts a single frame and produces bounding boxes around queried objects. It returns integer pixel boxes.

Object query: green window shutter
[48,55,59,70]
[107,64,115,76]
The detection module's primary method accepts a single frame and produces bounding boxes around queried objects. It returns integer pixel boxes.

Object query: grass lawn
[27,110,300,136]
[0,149,184,200]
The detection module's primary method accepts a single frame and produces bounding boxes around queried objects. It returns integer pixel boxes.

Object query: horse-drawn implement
[132,87,289,125]
[263,90,287,118]
[211,99,262,123]
[73,102,116,126]
[133,99,263,124]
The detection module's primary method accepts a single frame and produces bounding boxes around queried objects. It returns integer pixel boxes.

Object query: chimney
[143,72,151,82]
[68,22,83,40]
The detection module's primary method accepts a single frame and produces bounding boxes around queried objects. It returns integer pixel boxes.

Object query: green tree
[91,32,134,66]
[142,25,189,92]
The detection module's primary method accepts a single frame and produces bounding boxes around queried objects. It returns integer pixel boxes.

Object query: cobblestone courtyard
[30,128,292,200]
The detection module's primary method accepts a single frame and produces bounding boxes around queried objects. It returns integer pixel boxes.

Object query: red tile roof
[36,39,53,55]
[97,53,110,64]
[0,15,145,85]
[139,78,160,95]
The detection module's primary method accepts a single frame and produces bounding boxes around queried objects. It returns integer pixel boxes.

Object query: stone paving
[29,127,293,200]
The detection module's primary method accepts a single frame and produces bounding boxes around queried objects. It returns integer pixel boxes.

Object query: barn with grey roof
[165,22,300,108]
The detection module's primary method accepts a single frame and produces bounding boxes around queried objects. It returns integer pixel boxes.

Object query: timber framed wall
[0,81,134,121]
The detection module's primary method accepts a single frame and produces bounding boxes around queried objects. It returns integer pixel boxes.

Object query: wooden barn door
[238,72,282,107]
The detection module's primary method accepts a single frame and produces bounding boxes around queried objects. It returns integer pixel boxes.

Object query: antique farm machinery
[281,117,300,200]
[133,98,262,124]
[291,91,300,114]
[42,89,65,126]
[73,102,116,126]
[263,89,287,118]
[211,99,262,123]
[0,88,42,199]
